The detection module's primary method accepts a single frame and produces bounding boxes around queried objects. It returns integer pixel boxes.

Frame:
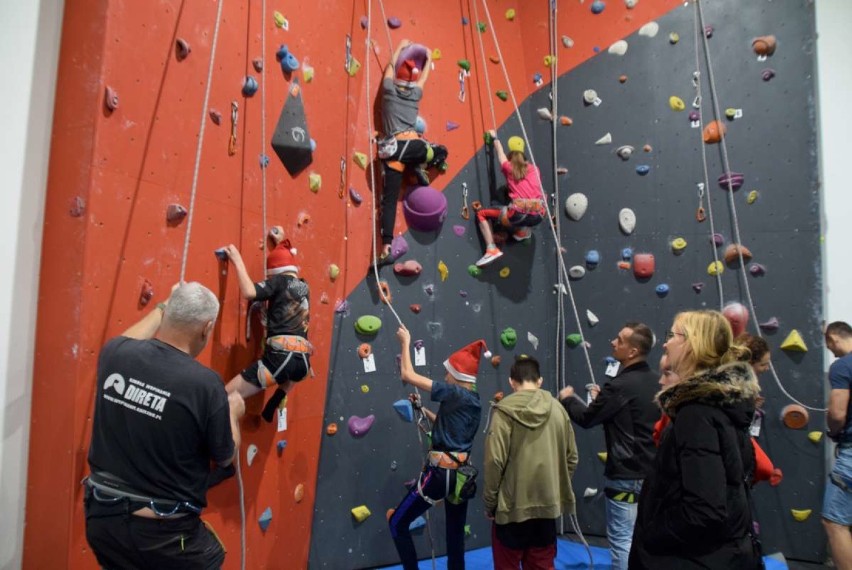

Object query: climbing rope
[235,453,246,570]
[693,0,825,412]
[180,0,226,283]
[476,0,597,386]
[260,0,268,260]
[470,0,497,132]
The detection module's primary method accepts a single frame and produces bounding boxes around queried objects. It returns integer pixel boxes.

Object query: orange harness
[428,451,469,470]
[258,335,313,388]
[382,130,420,173]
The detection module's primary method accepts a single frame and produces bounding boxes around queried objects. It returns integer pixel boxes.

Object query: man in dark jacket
[558,322,658,570]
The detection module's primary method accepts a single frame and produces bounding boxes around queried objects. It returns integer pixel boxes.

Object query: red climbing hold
[69,196,86,217]
[175,38,191,61]
[104,86,119,112]
[633,253,655,279]
[166,204,187,224]
[139,280,154,307]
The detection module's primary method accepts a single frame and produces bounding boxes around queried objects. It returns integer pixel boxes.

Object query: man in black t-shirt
[85,282,244,570]
[224,227,312,420]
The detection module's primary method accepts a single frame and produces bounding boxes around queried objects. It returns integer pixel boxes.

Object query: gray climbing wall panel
[310,1,824,567]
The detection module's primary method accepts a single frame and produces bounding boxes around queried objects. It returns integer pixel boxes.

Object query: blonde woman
[630,310,763,569]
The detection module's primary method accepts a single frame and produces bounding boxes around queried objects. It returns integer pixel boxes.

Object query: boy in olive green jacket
[483,355,578,566]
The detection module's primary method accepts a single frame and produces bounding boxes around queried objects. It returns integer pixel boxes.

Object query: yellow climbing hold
[361,384,370,393]
[431,48,442,61]
[351,505,372,522]
[438,260,449,282]
[347,57,361,77]
[790,509,812,522]
[669,96,685,111]
[808,431,823,444]
[273,11,288,29]
[309,173,322,192]
[302,64,314,83]
[329,264,340,281]
[747,190,759,204]
[671,237,687,252]
[505,8,516,21]
[499,267,511,278]
[544,54,556,67]
[707,260,724,276]
[597,452,608,462]
[353,151,368,170]
[781,329,808,352]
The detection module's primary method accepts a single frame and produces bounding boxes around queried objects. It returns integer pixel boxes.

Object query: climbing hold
[478,22,487,33]
[597,451,608,462]
[635,165,650,176]
[723,244,752,266]
[671,237,687,253]
[533,73,543,86]
[618,208,636,235]
[643,144,652,153]
[537,108,554,121]
[656,284,670,297]
[808,431,823,444]
[790,509,812,522]
[617,261,631,271]
[566,333,583,348]
[584,488,599,498]
[595,133,612,145]
[334,299,349,315]
[357,343,372,359]
[328,264,340,281]
[496,90,508,102]
[556,167,569,175]
[747,190,759,204]
[488,356,501,369]
[704,25,714,38]
[277,440,287,455]
[712,233,725,247]
[707,260,724,276]
[438,261,449,282]
[410,304,421,314]
[409,516,426,531]
[326,423,338,435]
[761,68,776,81]
[213,247,228,262]
[352,151,368,170]
[587,310,599,327]
[505,8,516,21]
[209,109,221,125]
[718,171,744,191]
[302,64,314,83]
[608,40,628,56]
[355,315,382,336]
[585,250,600,268]
[561,36,574,49]
[616,145,634,160]
[446,121,460,131]
[296,212,311,227]
[139,280,154,306]
[166,204,187,223]
[528,332,540,351]
[590,0,605,14]
[404,187,448,232]
[242,76,259,97]
[619,75,628,83]
[348,414,376,437]
[621,248,633,261]
[457,59,471,72]
[569,266,586,279]
[273,11,288,28]
[780,329,807,352]
[781,404,809,429]
[722,302,749,337]
[175,38,191,61]
[393,260,423,276]
[431,49,442,61]
[500,328,518,349]
[391,235,409,259]
[319,293,329,305]
[394,399,414,422]
[387,17,402,29]
[351,505,372,522]
[104,86,119,112]
[346,56,361,77]
[69,196,85,217]
[638,22,659,38]
[258,507,273,532]
[689,110,700,122]
[759,317,779,332]
[703,120,727,144]
[423,284,434,296]
[499,267,510,278]
[669,96,685,111]
[564,193,589,221]
[692,282,705,293]
[583,90,598,105]
[625,0,638,7]
[271,78,313,176]
[247,444,259,467]
[633,253,655,279]
[752,35,777,57]
[467,265,482,278]
[349,187,363,205]
[669,32,680,44]
[415,116,427,134]
[294,483,304,503]
[360,385,370,393]
[275,46,299,73]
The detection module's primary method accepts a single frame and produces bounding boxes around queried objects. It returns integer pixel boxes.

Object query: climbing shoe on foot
[476,246,504,267]
[413,167,430,187]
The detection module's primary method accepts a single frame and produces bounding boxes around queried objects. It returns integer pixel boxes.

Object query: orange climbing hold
[559,116,573,126]
[326,423,338,436]
[781,404,809,430]
[357,343,372,358]
[703,120,727,144]
[379,280,392,304]
[294,483,305,503]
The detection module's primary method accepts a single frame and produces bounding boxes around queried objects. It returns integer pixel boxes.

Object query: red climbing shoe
[476,246,504,267]
[512,228,531,241]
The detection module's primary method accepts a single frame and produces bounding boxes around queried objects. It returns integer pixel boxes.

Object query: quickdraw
[228,101,239,156]
[461,182,470,220]
[338,156,346,198]
[696,182,706,222]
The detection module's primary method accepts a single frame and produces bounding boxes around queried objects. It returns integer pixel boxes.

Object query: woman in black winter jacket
[629,310,763,569]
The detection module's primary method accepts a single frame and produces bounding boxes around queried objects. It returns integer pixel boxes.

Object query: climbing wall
[24,0,823,569]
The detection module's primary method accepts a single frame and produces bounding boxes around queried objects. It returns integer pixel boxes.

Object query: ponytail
[509,151,528,181]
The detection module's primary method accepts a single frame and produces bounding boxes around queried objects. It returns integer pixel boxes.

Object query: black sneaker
[414,167,430,187]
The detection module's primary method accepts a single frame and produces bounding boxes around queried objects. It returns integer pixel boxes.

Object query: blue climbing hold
[415,116,427,135]
[655,283,670,297]
[585,250,600,267]
[258,507,273,532]
[591,0,605,14]
[621,248,633,261]
[636,165,651,175]
[276,440,287,454]
[259,154,270,168]
[242,76,259,97]
[276,45,300,73]
[593,46,600,53]
[310,138,317,152]
[410,516,427,530]
[533,73,542,84]
[393,399,414,423]
[461,17,469,25]
[214,247,228,261]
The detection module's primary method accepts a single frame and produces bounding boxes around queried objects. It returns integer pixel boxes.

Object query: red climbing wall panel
[23,0,681,568]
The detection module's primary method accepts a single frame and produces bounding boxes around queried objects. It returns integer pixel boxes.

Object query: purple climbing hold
[387,17,402,29]
[762,68,776,81]
[718,171,744,191]
[403,186,448,232]
[391,235,409,259]
[689,110,700,122]
[461,17,469,25]
[348,414,376,437]
[749,263,766,277]
[424,284,434,296]
[349,187,363,205]
[413,339,424,350]
[759,317,780,332]
[636,165,651,176]
[453,225,466,237]
[175,38,191,61]
[334,299,350,314]
[712,233,725,247]
[459,290,468,298]
[704,25,714,38]
[446,121,460,131]
[209,109,222,125]
[69,196,86,217]
[692,282,705,293]
[166,203,187,223]
[360,16,368,29]
[591,0,605,14]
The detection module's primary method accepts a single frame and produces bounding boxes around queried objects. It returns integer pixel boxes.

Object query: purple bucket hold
[718,171,744,191]
[348,414,376,437]
[403,186,448,232]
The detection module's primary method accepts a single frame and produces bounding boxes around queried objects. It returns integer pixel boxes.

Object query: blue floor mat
[381,538,789,569]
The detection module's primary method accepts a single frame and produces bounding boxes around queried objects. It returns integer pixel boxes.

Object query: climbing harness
[460,182,470,220]
[228,101,239,156]
[604,488,637,504]
[256,335,314,388]
[85,472,202,516]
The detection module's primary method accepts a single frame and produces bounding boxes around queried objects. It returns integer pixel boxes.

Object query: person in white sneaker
[475,130,547,267]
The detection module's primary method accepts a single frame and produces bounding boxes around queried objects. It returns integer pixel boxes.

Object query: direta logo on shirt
[102,372,171,420]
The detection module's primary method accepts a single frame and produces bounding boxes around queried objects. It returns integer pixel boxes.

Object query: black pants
[84,489,225,570]
[381,165,405,245]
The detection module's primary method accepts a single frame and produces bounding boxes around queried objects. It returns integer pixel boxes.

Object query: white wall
[818,1,852,324]
[0,0,847,568]
[0,0,63,567]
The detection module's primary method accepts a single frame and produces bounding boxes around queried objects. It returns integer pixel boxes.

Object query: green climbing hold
[464,524,472,537]
[458,59,471,72]
[500,327,518,349]
[355,315,382,336]
[477,22,487,33]
[468,264,482,277]
[496,90,508,101]
[483,132,493,145]
[565,333,583,347]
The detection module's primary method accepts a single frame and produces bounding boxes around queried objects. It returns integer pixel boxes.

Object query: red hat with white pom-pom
[444,339,490,384]
[266,239,299,276]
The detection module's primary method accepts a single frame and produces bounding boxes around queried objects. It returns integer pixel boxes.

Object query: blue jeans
[823,446,852,525]
[604,478,642,570]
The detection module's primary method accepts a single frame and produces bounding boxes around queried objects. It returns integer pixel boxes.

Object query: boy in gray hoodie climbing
[483,355,578,567]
